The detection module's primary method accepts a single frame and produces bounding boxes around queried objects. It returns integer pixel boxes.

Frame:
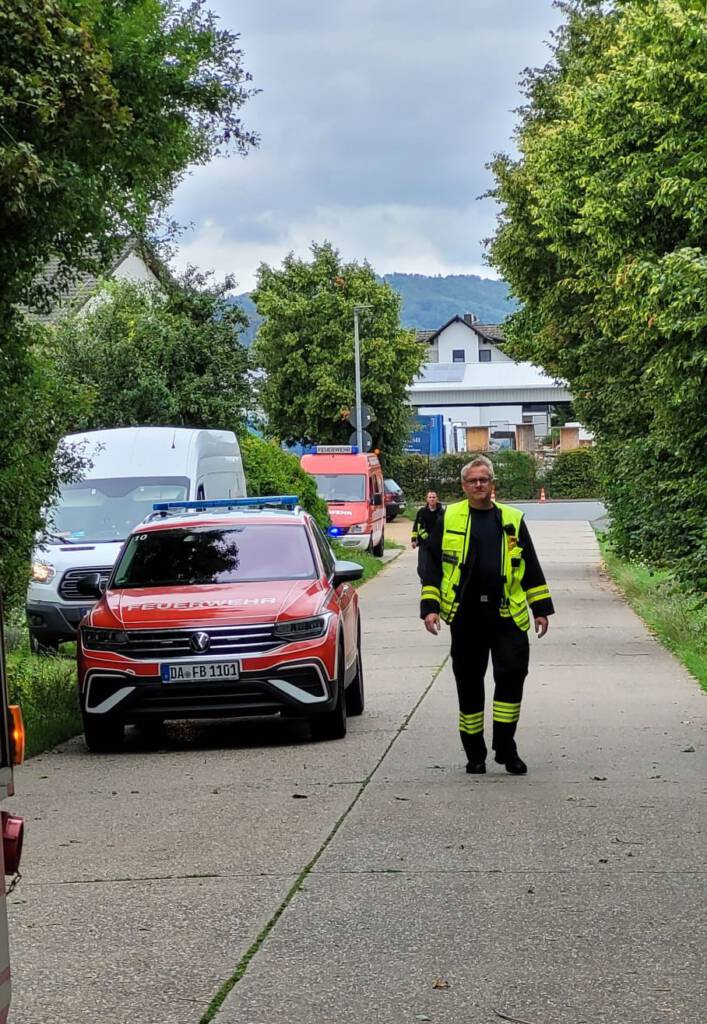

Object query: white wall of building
[113,251,162,287]
[437,321,479,363]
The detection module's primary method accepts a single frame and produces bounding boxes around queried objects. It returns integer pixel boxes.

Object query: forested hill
[231,272,516,345]
[384,273,516,328]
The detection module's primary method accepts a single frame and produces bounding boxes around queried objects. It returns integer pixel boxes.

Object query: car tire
[311,645,347,741]
[82,714,125,753]
[345,623,365,717]
[372,528,385,557]
[29,629,60,655]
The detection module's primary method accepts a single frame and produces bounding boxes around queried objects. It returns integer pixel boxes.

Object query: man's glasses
[463,476,492,485]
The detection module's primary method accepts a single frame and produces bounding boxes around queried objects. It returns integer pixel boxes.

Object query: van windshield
[47,477,190,544]
[113,524,316,587]
[312,474,366,502]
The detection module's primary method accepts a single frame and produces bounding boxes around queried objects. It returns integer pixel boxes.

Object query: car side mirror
[332,559,364,588]
[372,493,383,507]
[75,573,105,599]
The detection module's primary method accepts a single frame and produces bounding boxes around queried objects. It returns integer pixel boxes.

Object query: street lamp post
[352,304,370,451]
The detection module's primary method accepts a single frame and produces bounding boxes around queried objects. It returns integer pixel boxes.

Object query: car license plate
[160,661,240,683]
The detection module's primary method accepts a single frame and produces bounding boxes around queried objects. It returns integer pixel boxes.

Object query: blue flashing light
[327,526,343,537]
[152,496,299,512]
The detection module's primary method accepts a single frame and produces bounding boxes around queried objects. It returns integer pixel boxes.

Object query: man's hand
[534,615,549,639]
[424,613,441,635]
[411,540,417,549]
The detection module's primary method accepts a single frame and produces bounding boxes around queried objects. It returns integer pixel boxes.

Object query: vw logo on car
[190,631,211,653]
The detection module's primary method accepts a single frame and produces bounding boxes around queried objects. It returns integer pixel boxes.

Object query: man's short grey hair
[461,455,495,481]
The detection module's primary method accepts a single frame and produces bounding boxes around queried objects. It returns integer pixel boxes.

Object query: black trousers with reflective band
[450,605,529,762]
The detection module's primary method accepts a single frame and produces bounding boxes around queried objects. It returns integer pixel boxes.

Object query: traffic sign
[349,430,373,452]
[348,404,374,430]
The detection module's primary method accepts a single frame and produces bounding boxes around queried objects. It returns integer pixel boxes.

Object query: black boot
[495,750,527,775]
[465,760,486,774]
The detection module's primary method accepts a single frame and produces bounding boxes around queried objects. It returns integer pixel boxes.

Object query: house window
[479,349,492,363]
[452,349,465,363]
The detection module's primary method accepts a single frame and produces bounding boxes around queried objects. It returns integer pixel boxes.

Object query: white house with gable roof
[408,314,573,452]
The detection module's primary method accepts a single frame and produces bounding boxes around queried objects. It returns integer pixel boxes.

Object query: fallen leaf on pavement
[432,978,450,989]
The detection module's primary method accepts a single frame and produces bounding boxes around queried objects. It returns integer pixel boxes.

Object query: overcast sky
[168,1,561,292]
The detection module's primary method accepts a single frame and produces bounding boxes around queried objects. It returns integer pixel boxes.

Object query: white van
[26,426,246,651]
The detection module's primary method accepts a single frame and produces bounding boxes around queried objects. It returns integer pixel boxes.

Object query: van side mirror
[372,492,383,507]
[75,573,105,599]
[332,559,364,588]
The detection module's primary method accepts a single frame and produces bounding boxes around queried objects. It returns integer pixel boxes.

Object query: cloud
[169,0,561,290]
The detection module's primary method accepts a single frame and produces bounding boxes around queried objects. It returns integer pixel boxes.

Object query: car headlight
[81,627,128,649]
[31,561,56,583]
[273,615,330,642]
[348,525,368,535]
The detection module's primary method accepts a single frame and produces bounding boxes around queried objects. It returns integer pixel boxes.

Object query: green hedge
[7,652,80,758]
[240,435,330,530]
[542,447,601,499]
[385,450,537,503]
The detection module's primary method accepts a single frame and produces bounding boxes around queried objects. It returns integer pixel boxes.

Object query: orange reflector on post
[8,706,25,766]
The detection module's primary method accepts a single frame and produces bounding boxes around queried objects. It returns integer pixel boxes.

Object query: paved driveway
[7,519,705,1024]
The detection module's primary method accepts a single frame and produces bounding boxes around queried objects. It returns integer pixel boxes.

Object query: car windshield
[113,524,317,588]
[313,474,366,502]
[384,479,401,491]
[46,477,190,544]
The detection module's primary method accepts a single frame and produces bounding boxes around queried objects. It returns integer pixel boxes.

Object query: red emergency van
[300,446,386,555]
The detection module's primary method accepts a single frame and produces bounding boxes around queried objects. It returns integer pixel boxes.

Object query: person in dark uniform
[420,456,554,775]
[411,491,444,581]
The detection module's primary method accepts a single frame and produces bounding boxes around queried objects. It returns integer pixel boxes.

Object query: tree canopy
[0,0,256,601]
[51,272,251,432]
[251,242,425,458]
[0,0,256,314]
[487,0,707,590]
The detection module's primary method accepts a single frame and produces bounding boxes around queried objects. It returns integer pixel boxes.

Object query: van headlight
[348,525,368,535]
[273,615,330,642]
[31,561,56,583]
[81,627,128,649]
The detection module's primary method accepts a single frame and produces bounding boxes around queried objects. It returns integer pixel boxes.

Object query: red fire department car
[76,497,365,751]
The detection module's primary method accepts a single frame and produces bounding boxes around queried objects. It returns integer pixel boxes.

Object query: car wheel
[311,645,347,741]
[345,623,365,717]
[29,629,60,655]
[82,714,125,753]
[372,528,385,557]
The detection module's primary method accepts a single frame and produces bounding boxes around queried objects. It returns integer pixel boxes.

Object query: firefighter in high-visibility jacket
[411,491,444,581]
[420,456,554,775]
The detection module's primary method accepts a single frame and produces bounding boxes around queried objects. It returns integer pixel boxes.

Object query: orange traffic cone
[539,487,546,503]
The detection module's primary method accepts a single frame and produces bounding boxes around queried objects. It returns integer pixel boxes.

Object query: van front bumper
[335,534,371,551]
[26,599,94,641]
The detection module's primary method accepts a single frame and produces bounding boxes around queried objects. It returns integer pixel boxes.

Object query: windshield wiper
[45,531,76,544]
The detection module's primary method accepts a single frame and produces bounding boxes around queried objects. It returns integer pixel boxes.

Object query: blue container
[405,414,445,456]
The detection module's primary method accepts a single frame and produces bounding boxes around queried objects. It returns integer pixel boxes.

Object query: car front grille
[111,624,282,659]
[58,567,113,601]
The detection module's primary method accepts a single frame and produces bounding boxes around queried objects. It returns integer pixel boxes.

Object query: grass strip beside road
[600,538,707,691]
[332,539,402,587]
[7,649,81,758]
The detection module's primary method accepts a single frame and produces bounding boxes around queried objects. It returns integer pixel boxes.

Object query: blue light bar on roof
[151,496,299,512]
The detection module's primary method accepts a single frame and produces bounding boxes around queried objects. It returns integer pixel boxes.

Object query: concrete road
[8,516,706,1024]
